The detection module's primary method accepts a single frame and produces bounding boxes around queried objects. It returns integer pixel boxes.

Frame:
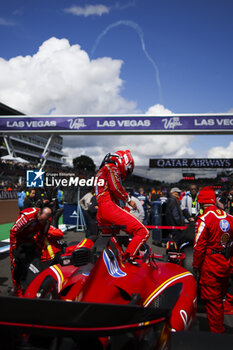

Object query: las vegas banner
[1,114,233,134]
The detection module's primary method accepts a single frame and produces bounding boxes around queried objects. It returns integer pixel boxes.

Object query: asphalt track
[0,230,233,334]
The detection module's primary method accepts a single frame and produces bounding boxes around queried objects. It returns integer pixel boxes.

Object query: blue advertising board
[1,114,233,134]
[63,203,78,225]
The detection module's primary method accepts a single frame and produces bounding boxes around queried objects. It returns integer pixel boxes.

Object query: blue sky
[0,0,233,165]
[1,0,233,112]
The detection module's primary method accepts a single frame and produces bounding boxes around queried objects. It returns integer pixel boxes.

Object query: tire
[181,246,194,273]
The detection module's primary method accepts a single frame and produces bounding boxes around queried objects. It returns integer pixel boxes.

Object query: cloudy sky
[0,0,233,168]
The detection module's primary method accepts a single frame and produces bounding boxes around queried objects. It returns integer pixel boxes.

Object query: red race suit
[95,163,150,258]
[41,225,64,262]
[10,207,46,296]
[193,205,233,332]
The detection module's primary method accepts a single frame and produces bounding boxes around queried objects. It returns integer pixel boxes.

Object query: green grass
[0,222,13,241]
[58,215,63,225]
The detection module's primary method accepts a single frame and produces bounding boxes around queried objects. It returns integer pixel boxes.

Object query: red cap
[197,186,216,204]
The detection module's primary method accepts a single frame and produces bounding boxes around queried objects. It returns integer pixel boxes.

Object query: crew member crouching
[10,206,52,296]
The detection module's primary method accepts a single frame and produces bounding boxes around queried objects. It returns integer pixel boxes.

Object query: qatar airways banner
[150,158,233,168]
[0,114,233,133]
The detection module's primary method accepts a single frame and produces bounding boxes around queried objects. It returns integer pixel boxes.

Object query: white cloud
[0,37,136,114]
[0,36,194,174]
[208,141,233,158]
[0,17,16,26]
[64,4,110,17]
[145,104,173,116]
[64,2,135,17]
[114,2,136,11]
[63,133,194,166]
[13,9,23,16]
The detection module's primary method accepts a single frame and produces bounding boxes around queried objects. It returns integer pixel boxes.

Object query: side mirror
[60,255,72,266]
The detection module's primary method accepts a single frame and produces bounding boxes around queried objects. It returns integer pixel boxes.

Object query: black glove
[58,239,67,253]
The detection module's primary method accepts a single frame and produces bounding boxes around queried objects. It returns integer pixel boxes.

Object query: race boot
[123,252,140,267]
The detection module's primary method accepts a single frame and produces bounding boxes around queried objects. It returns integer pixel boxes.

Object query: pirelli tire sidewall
[181,246,194,274]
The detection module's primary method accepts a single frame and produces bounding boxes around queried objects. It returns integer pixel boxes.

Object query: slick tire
[181,246,193,273]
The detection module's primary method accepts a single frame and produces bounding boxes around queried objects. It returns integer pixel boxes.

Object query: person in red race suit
[223,259,233,314]
[193,186,233,333]
[10,206,52,296]
[95,150,150,261]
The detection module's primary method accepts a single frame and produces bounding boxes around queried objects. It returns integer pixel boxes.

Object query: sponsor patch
[220,219,230,232]
[220,233,230,247]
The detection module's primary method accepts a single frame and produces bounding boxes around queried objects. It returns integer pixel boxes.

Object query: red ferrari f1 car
[0,225,197,350]
[11,225,196,349]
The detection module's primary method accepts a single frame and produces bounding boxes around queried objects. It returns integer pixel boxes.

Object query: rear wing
[0,296,168,337]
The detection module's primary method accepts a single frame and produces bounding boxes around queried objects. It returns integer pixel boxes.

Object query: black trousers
[13,243,42,292]
[52,207,64,228]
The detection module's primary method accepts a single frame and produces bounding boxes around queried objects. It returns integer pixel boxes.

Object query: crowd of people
[0,159,39,178]
[6,177,233,250]
[80,183,233,244]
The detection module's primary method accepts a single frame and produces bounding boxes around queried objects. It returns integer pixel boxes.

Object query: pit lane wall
[0,200,17,253]
[0,199,18,225]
